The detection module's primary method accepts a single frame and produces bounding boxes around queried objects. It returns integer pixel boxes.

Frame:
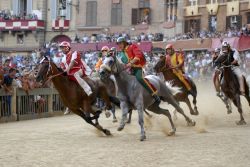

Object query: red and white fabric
[52,20,69,30]
[0,20,44,30]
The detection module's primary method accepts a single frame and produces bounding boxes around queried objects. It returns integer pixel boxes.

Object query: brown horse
[154,56,199,115]
[214,54,250,125]
[36,56,114,135]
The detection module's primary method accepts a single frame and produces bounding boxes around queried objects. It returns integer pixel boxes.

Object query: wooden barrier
[0,88,65,123]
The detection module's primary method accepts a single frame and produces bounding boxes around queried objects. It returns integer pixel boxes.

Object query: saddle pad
[144,78,157,92]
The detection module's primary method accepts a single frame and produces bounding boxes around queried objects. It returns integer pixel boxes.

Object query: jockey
[212,48,222,97]
[59,41,92,96]
[165,44,193,95]
[116,37,161,104]
[220,41,245,95]
[95,46,109,72]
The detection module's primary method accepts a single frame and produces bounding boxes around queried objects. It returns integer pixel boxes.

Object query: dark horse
[36,57,115,135]
[154,56,199,115]
[214,54,250,125]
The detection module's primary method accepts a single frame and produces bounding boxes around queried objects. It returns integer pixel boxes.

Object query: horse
[154,55,199,116]
[214,54,250,125]
[99,56,195,141]
[99,72,153,123]
[36,56,115,135]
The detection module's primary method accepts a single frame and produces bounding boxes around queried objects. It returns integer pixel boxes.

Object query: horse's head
[214,53,229,67]
[154,55,167,73]
[99,56,120,78]
[36,56,50,84]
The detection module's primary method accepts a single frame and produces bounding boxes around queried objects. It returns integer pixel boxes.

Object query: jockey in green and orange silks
[116,37,161,104]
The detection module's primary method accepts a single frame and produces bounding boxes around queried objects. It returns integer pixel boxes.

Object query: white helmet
[222,41,230,48]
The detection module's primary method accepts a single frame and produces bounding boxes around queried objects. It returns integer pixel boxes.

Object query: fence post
[48,89,53,115]
[11,87,17,121]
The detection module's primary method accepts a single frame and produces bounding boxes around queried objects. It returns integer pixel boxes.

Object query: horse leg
[99,87,113,116]
[144,109,153,118]
[111,104,117,123]
[224,96,232,114]
[184,98,196,115]
[127,109,132,124]
[135,103,146,141]
[163,95,195,126]
[192,95,199,115]
[148,103,176,136]
[232,95,246,125]
[77,109,112,136]
[117,102,129,131]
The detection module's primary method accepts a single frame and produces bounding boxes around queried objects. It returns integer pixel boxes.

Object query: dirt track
[0,82,250,167]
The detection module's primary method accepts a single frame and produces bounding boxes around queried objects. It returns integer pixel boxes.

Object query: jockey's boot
[152,94,161,105]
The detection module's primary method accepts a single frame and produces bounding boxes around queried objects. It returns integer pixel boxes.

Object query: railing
[0,88,65,123]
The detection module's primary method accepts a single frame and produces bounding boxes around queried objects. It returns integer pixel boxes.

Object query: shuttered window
[111,0,122,25]
[86,1,97,26]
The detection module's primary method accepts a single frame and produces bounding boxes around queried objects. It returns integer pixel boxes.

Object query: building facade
[75,0,184,39]
[183,0,250,33]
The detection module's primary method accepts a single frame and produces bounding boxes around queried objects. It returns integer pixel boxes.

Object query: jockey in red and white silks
[59,41,92,96]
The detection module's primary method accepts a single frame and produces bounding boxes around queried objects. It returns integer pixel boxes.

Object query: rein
[42,60,64,86]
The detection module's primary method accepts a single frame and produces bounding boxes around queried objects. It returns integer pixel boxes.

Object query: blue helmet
[116,37,127,44]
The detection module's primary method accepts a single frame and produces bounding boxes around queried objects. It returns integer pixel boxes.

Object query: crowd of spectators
[0,10,38,21]
[73,26,250,44]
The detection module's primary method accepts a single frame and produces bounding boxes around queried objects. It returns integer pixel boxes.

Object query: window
[132,8,150,25]
[208,16,217,32]
[111,0,122,25]
[139,0,150,8]
[12,0,33,16]
[165,0,178,22]
[188,0,197,6]
[17,34,24,44]
[184,19,201,33]
[51,0,71,20]
[247,13,250,24]
[226,15,242,30]
[86,1,97,26]
[206,0,217,4]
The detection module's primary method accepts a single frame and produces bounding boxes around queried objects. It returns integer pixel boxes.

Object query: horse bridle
[41,59,64,85]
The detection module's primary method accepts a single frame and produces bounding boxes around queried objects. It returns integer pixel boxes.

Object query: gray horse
[99,56,195,141]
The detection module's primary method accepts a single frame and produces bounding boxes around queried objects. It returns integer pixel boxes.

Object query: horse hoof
[112,118,118,123]
[126,120,131,124]
[140,135,146,141]
[227,110,232,114]
[104,129,112,136]
[168,130,176,136]
[236,120,246,125]
[117,126,124,131]
[187,120,196,126]
[105,110,111,118]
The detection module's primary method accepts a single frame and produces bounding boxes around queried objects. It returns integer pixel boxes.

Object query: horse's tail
[245,76,250,97]
[165,81,181,95]
[189,78,197,97]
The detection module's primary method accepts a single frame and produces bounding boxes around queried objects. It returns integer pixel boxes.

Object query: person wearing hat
[95,46,109,72]
[219,41,245,95]
[116,37,161,104]
[165,44,194,95]
[59,41,92,96]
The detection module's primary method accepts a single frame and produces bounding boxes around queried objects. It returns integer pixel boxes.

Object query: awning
[238,36,250,51]
[153,39,211,51]
[97,42,118,51]
[136,41,152,52]
[71,43,97,52]
[0,47,37,52]
[222,37,239,50]
[211,38,222,50]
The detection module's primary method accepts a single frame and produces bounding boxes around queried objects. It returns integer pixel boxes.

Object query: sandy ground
[1,82,250,167]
